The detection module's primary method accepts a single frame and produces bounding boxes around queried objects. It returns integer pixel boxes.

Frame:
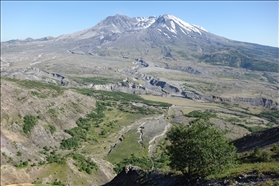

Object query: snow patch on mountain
[163,32,170,39]
[56,14,209,41]
[193,25,208,32]
[180,28,187,35]
[135,16,157,29]
[169,21,177,34]
[162,14,206,35]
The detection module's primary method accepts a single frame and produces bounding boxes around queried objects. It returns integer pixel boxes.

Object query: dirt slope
[233,126,279,152]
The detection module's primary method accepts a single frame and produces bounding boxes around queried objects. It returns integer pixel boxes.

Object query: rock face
[2,67,69,86]
[211,96,278,108]
[166,66,202,75]
[149,78,180,94]
[92,83,161,95]
[135,58,149,67]
[181,91,203,100]
[233,97,278,108]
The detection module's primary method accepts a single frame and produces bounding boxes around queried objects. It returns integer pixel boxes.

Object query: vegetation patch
[60,137,79,150]
[152,140,170,170]
[48,124,56,134]
[206,145,279,180]
[113,153,152,174]
[5,78,64,97]
[75,88,172,108]
[226,117,241,124]
[117,102,161,115]
[14,160,29,168]
[52,179,66,186]
[47,108,58,118]
[34,162,89,185]
[199,51,278,72]
[106,129,148,164]
[61,101,107,149]
[73,76,120,85]
[257,108,279,124]
[186,110,217,119]
[23,115,39,134]
[236,124,266,133]
[206,162,279,180]
[69,153,98,174]
[46,153,66,165]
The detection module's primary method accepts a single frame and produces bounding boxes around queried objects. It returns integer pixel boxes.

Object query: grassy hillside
[1,78,278,185]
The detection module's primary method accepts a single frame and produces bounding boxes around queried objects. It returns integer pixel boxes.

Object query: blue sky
[1,1,278,47]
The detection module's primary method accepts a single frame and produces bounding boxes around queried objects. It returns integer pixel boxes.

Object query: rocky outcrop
[135,58,149,67]
[181,91,203,100]
[92,83,163,95]
[148,78,180,96]
[102,165,144,186]
[233,97,278,108]
[212,95,232,102]
[211,95,278,108]
[90,74,278,109]
[2,67,68,86]
[166,66,202,75]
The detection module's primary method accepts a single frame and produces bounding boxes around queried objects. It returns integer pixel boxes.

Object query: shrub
[60,137,79,150]
[48,125,56,134]
[272,144,279,154]
[251,146,261,158]
[260,151,272,162]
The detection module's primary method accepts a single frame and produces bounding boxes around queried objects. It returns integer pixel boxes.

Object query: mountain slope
[49,14,278,72]
[3,14,277,72]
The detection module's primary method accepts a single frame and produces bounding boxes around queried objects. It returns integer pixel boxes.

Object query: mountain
[3,14,277,72]
[55,14,278,72]
[56,14,209,41]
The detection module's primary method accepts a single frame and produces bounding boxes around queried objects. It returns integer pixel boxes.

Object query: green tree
[85,167,92,174]
[60,137,79,150]
[166,118,237,177]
